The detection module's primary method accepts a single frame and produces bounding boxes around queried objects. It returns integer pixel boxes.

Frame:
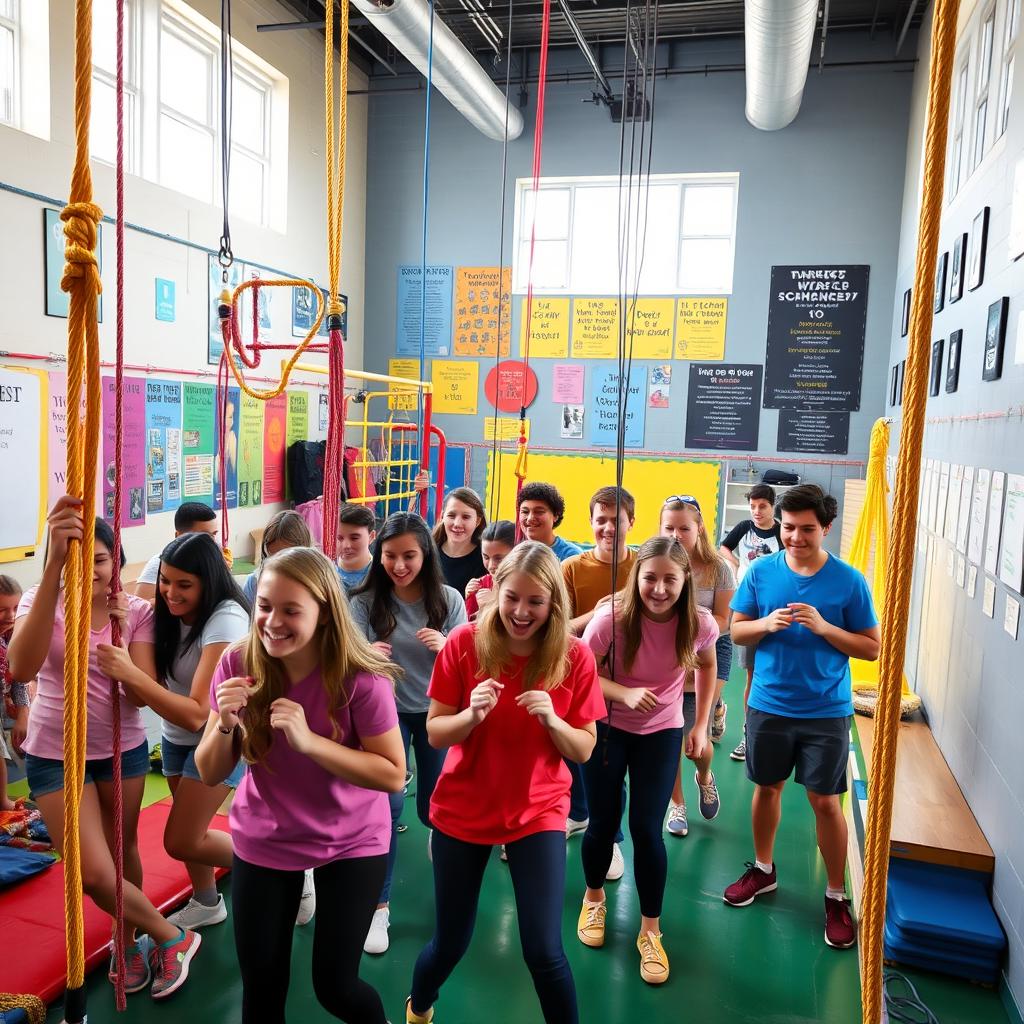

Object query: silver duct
[349,0,524,141]
[744,0,819,131]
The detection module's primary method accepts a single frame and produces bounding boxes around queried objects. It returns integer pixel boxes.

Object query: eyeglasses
[664,494,701,512]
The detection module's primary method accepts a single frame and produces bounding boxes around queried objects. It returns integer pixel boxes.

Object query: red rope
[321,324,346,561]
[217,350,230,550]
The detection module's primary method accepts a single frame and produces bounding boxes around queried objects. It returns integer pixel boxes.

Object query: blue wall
[364,33,914,541]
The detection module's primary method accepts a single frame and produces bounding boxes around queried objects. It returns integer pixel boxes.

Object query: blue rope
[417,0,435,446]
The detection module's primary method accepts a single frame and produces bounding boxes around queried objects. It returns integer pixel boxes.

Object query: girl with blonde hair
[196,547,405,1024]
[405,541,605,1024]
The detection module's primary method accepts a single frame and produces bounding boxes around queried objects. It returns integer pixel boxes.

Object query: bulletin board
[486,453,721,545]
[0,366,48,562]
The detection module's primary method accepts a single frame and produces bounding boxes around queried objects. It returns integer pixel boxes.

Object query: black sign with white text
[777,409,850,455]
[685,363,762,451]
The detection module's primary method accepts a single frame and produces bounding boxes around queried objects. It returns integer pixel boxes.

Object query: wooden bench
[854,714,994,875]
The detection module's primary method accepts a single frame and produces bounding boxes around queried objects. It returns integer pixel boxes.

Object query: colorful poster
[520,297,570,358]
[262,394,287,503]
[432,360,479,414]
[396,265,454,357]
[182,383,216,504]
[453,267,512,357]
[155,279,176,322]
[144,379,183,514]
[388,358,420,411]
[0,367,46,560]
[675,298,728,360]
[552,364,584,405]
[589,366,645,448]
[45,208,103,321]
[241,266,275,343]
[285,390,309,500]
[238,392,264,508]
[624,298,674,359]
[483,417,530,442]
[648,364,672,409]
[208,255,243,365]
[211,387,240,510]
[101,376,146,525]
[571,299,619,358]
[47,372,69,510]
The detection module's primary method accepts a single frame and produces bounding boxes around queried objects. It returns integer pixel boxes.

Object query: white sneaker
[295,869,316,926]
[363,906,390,955]
[167,895,227,930]
[606,843,625,882]
[566,817,590,839]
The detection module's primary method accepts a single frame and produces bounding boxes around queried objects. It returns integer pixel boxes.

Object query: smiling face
[590,503,634,558]
[0,591,20,637]
[442,499,481,547]
[158,563,203,624]
[381,532,425,592]
[781,508,829,564]
[518,500,556,545]
[482,538,513,576]
[336,524,374,570]
[637,554,686,622]
[254,569,322,662]
[92,541,115,599]
[659,507,699,555]
[498,570,553,649]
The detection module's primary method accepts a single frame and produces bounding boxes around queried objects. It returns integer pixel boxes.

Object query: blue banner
[144,379,183,514]
[213,387,241,510]
[589,366,646,449]
[396,264,453,357]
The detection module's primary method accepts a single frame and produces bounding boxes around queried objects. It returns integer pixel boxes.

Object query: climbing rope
[60,3,104,1021]
[860,2,960,1021]
[0,994,46,1024]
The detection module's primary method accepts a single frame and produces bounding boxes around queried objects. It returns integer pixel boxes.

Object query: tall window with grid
[91,0,140,171]
[997,0,1020,139]
[972,7,997,170]
[0,0,18,128]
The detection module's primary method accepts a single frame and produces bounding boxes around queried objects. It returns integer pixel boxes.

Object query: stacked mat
[885,858,1007,984]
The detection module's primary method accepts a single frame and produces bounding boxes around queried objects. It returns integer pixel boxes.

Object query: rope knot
[60,202,104,295]
[327,297,346,317]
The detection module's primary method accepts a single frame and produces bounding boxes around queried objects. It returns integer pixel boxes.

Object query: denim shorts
[161,737,245,789]
[25,738,150,798]
[715,633,733,681]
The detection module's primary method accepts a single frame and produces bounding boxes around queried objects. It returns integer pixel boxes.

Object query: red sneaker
[723,862,777,906]
[149,928,201,1000]
[824,896,857,948]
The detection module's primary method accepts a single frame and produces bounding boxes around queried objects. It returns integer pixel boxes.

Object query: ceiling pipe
[555,0,615,105]
[349,0,524,140]
[744,0,818,131]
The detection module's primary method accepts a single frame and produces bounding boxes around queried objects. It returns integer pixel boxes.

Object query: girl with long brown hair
[431,487,487,596]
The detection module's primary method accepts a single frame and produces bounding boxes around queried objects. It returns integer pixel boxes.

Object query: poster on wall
[967,467,991,566]
[182,383,216,504]
[624,298,674,359]
[484,361,538,413]
[262,393,287,503]
[102,376,146,525]
[292,285,346,339]
[999,474,1024,593]
[45,209,103,321]
[213,387,241,510]
[155,279,176,323]
[395,265,453,357]
[242,267,275,343]
[208,256,243,365]
[590,366,645,448]
[144,379,183,514]
[0,367,46,561]
[985,470,1006,575]
[520,297,570,359]
[674,298,727,360]
[453,267,511,357]
[387,358,420,411]
[777,410,850,455]
[571,299,619,358]
[763,265,869,410]
[648,364,671,409]
[432,360,479,414]
[285,390,309,499]
[560,406,584,439]
[685,363,763,451]
[318,393,329,432]
[238,392,264,508]
[552,364,584,405]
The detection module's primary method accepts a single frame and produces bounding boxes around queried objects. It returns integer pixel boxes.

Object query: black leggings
[581,723,683,918]
[410,829,577,1024]
[232,853,387,1024]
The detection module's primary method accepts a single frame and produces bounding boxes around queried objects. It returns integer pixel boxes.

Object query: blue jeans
[411,829,577,1024]
[380,710,447,904]
[581,724,683,918]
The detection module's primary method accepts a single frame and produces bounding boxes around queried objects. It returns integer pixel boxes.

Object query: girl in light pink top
[8,497,201,1000]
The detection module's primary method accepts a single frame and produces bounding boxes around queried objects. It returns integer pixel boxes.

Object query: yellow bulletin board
[486,453,721,546]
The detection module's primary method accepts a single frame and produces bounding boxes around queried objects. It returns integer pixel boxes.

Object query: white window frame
[949,57,971,198]
[972,6,996,169]
[997,0,1020,139]
[512,173,738,296]
[228,63,273,227]
[0,0,19,128]
[91,0,141,172]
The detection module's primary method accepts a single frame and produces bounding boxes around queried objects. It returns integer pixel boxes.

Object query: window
[228,68,272,224]
[90,0,140,171]
[972,8,996,169]
[513,175,738,295]
[0,0,17,127]
[997,0,1020,138]
[950,59,970,197]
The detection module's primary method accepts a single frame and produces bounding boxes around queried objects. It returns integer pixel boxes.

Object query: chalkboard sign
[777,410,850,455]
[684,363,762,451]
[763,265,869,411]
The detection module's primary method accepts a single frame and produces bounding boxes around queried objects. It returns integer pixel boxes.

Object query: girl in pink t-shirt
[8,496,201,1000]
[577,535,718,987]
[195,546,405,1024]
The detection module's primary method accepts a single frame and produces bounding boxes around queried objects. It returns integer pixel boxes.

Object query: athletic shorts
[715,633,733,682]
[745,708,850,795]
[161,737,245,788]
[25,738,150,798]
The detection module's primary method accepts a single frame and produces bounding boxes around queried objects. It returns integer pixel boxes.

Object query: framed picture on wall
[949,232,968,303]
[901,289,912,337]
[930,338,944,396]
[44,208,104,321]
[934,252,948,313]
[946,329,962,392]
[968,207,990,291]
[983,297,1009,381]
[890,364,899,407]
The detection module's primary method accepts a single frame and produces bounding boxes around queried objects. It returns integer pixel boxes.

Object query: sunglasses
[664,494,701,512]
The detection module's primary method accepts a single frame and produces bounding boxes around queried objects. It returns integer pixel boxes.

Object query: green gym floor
[17,668,1012,1024]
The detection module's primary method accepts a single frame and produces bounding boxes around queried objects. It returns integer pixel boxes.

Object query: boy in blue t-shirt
[335,503,376,593]
[517,481,583,562]
[723,485,879,952]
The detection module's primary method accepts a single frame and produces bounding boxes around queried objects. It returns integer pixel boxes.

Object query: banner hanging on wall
[520,297,570,359]
[453,267,511,357]
[144,379,183,514]
[571,299,619,358]
[213,387,241,510]
[763,265,869,410]
[684,363,762,451]
[285,390,309,499]
[590,366,645,448]
[777,409,850,454]
[238,392,265,508]
[182,383,216,504]
[396,265,454,357]
[102,376,147,525]
[262,394,288,503]
[0,367,46,561]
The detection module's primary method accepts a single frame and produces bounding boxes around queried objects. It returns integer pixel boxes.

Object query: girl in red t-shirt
[463,519,515,619]
[405,541,606,1024]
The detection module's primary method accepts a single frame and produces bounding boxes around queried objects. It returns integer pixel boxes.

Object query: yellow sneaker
[637,931,669,984]
[406,997,434,1023]
[577,899,606,948]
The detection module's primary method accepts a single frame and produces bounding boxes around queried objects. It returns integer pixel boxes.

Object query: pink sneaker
[723,862,777,906]
[149,928,201,1000]
[108,938,151,993]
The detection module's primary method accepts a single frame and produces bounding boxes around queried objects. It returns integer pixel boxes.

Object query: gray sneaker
[730,737,747,761]
[167,895,227,930]
[696,770,721,820]
[109,936,152,993]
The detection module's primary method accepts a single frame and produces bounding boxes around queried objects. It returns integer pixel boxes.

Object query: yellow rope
[60,0,103,994]
[859,1,960,1020]
[0,994,46,1024]
[325,0,349,318]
